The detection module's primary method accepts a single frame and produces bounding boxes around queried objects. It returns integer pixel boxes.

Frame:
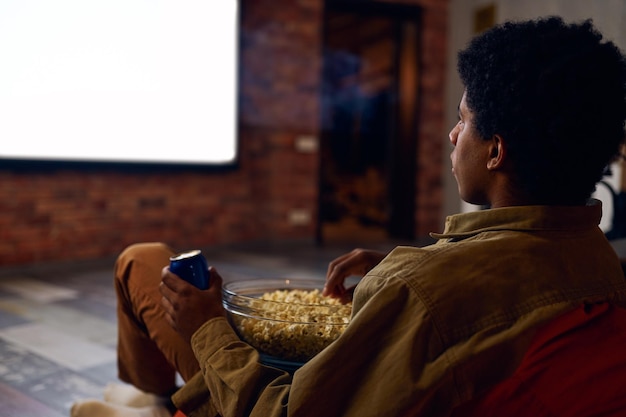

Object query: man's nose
[449,126,458,145]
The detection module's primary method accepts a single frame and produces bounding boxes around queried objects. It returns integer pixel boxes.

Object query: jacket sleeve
[176,272,453,417]
[183,317,293,417]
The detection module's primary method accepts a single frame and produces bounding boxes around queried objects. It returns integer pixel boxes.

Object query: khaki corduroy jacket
[173,200,626,417]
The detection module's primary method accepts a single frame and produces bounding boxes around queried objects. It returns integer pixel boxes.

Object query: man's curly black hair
[457,16,626,205]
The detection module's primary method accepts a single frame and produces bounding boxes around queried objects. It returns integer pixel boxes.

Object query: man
[72,16,626,417]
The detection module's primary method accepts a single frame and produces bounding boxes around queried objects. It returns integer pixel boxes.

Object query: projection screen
[0,1,239,166]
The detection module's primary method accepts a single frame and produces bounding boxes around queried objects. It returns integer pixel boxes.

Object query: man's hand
[323,248,387,303]
[160,265,226,343]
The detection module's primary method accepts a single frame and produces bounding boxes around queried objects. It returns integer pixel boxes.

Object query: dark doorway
[318,1,421,244]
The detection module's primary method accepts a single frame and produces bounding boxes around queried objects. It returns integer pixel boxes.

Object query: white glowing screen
[0,1,238,165]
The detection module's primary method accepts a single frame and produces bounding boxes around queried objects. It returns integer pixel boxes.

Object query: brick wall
[0,0,447,265]
[411,0,448,235]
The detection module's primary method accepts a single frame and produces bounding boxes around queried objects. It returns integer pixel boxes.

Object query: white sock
[104,383,166,407]
[70,399,172,417]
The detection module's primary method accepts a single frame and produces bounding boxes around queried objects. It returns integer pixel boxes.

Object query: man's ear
[487,134,505,170]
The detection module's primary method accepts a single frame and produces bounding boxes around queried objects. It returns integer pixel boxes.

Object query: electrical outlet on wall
[295,135,318,153]
[288,209,311,225]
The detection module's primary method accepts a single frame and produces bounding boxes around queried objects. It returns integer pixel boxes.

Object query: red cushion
[454,303,626,416]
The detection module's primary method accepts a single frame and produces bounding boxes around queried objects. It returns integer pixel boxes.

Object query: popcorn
[230,289,352,362]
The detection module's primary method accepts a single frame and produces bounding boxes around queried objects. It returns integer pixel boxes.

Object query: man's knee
[115,242,175,282]
[119,242,174,262]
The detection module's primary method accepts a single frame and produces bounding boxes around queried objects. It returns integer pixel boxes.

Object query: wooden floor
[0,240,404,417]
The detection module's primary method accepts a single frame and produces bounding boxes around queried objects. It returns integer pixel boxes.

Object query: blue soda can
[169,250,210,289]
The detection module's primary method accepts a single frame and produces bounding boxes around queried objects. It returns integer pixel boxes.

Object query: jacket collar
[430,199,603,241]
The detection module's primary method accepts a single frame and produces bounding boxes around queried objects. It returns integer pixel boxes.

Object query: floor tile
[0,301,31,330]
[0,297,117,344]
[56,296,118,324]
[0,338,62,385]
[0,322,116,371]
[27,368,108,415]
[0,338,104,416]
[0,277,78,303]
[78,361,122,386]
[0,382,65,417]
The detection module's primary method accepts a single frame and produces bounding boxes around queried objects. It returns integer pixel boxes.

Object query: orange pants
[114,242,200,396]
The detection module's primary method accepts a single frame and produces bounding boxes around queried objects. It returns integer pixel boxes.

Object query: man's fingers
[159,279,175,301]
[208,266,223,292]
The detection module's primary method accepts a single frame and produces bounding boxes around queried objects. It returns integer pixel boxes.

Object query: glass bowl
[222,279,352,370]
